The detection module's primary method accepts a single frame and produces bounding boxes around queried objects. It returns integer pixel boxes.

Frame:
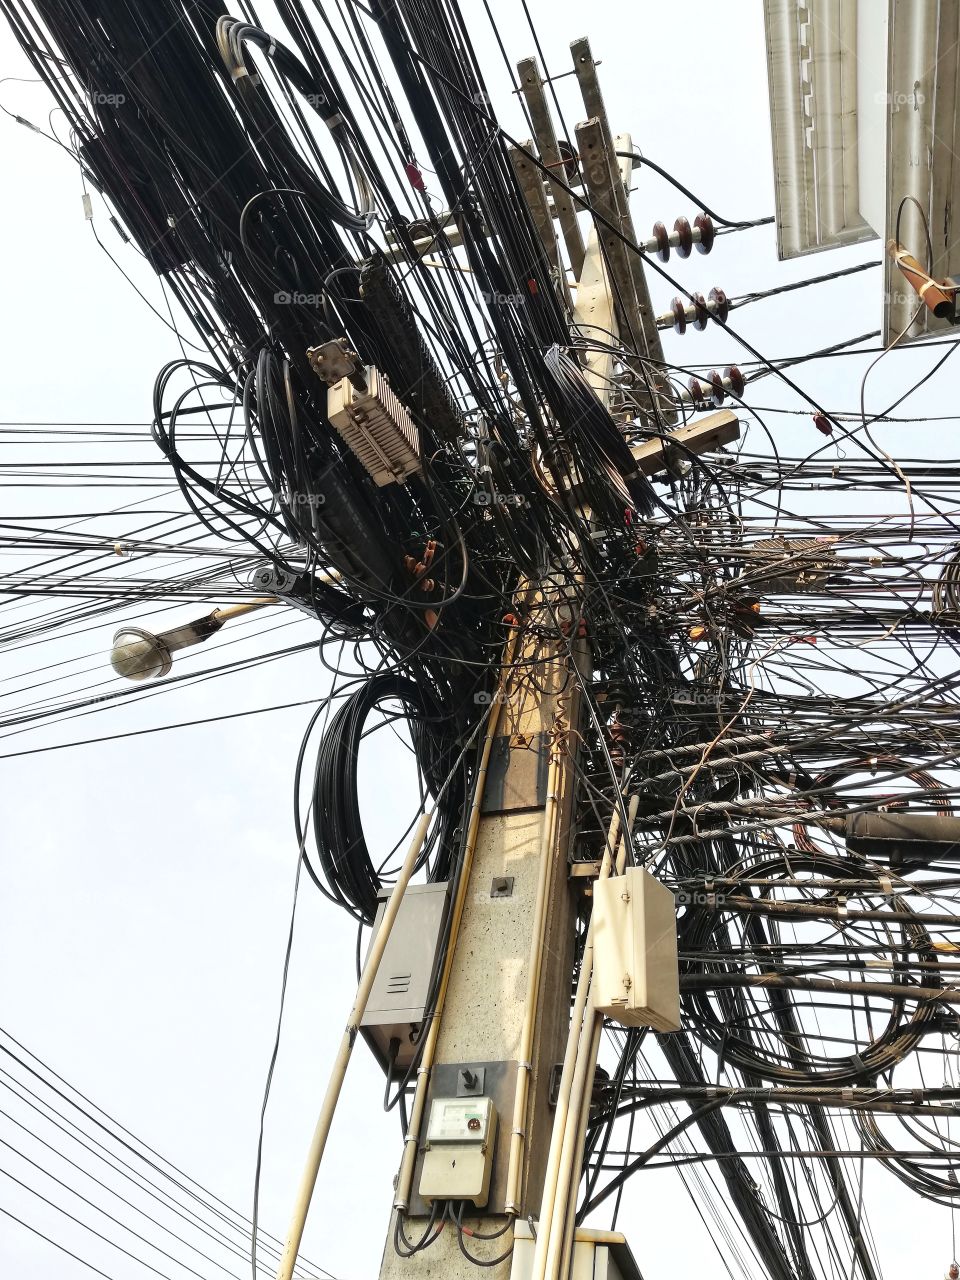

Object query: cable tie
[880,876,893,895]
[518,1061,532,1072]
[324,112,344,129]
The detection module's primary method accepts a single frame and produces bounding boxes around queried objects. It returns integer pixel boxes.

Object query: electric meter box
[359,881,448,1075]
[591,867,680,1032]
[418,1096,498,1207]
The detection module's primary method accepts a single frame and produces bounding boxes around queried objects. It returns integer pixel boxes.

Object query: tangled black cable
[11,1,960,1272]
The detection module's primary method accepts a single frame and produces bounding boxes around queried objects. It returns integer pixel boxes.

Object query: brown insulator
[709,286,729,323]
[687,376,709,407]
[725,365,745,397]
[695,213,715,254]
[674,216,693,258]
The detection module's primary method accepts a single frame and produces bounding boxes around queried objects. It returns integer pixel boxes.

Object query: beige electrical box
[511,1221,645,1280]
[326,366,421,486]
[418,1096,498,1207]
[591,867,680,1032]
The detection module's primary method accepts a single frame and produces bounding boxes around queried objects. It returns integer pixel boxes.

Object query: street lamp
[110,599,276,681]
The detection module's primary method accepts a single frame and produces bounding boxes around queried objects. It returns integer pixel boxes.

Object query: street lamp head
[110,627,173,681]
[109,599,277,681]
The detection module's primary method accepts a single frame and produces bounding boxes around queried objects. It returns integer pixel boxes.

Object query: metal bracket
[457,1066,486,1096]
[407,1060,518,1217]
[481,731,550,813]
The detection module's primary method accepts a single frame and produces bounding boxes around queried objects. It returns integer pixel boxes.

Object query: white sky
[1,1,959,1277]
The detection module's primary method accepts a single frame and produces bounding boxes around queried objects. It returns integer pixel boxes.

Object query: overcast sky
[1,2,958,1278]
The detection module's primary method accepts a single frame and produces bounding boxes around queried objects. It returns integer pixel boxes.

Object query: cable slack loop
[303,672,464,924]
[215,17,376,232]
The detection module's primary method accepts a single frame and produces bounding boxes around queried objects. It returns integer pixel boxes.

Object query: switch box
[418,1096,498,1207]
[360,881,448,1075]
[591,867,680,1032]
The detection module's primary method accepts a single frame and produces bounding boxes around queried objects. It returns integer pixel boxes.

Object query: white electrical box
[418,1096,497,1207]
[591,867,680,1032]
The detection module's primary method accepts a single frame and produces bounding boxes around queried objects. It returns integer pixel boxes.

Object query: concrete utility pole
[378,39,665,1280]
[378,590,586,1277]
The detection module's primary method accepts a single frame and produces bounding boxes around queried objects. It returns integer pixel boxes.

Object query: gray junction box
[359,880,449,1074]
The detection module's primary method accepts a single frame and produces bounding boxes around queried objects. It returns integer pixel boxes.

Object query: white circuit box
[591,866,680,1032]
[418,1096,498,1207]
[326,366,421,487]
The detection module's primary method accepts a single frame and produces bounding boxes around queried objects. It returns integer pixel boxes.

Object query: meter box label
[426,1096,495,1143]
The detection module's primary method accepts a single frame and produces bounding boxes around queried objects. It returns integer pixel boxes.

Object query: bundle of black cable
[307,674,462,923]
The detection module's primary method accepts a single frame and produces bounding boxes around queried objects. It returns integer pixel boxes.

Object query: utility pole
[378,39,666,1280]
